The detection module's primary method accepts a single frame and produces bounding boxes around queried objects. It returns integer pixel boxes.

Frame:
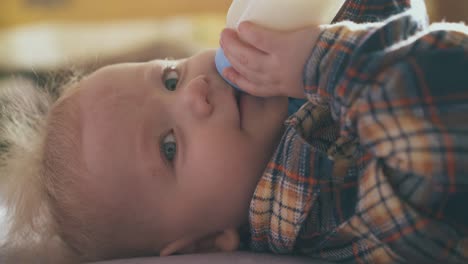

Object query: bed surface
[92,252,333,264]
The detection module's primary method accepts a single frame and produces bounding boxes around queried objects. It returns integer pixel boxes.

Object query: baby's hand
[220,22,321,98]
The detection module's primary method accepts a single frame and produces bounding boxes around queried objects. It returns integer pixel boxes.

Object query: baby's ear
[159,229,240,256]
[211,229,240,252]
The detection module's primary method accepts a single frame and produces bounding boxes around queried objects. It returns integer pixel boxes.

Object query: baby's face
[68,49,288,252]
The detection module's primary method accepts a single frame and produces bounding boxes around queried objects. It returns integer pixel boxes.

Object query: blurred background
[0,0,467,81]
[0,0,231,77]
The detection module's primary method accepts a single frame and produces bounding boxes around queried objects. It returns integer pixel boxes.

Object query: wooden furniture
[1,0,231,28]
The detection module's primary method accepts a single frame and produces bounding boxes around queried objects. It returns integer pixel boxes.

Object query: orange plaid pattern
[248,0,468,263]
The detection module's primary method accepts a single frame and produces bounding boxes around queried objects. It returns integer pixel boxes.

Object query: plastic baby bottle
[215,0,345,115]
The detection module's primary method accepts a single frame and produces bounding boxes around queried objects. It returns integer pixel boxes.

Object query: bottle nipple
[215,48,242,91]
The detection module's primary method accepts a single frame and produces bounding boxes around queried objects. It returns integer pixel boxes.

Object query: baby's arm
[224,6,468,262]
[303,12,468,263]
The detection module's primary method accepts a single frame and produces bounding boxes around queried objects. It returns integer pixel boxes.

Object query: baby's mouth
[234,89,242,127]
[235,90,241,107]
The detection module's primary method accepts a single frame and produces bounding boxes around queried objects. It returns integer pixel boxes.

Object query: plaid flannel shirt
[248,0,468,263]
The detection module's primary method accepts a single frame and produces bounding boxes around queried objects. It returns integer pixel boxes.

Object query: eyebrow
[162,58,177,68]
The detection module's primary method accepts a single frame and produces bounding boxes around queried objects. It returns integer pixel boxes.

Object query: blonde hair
[43,89,162,261]
[1,69,162,262]
[0,73,82,263]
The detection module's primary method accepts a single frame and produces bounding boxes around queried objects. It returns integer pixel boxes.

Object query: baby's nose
[181,75,213,119]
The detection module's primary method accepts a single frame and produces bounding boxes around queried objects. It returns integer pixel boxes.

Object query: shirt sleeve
[303,10,468,263]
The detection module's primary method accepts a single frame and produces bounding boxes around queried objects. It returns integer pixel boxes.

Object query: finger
[225,49,270,83]
[221,28,268,73]
[237,21,282,53]
[223,68,274,97]
[222,67,261,93]
[225,50,271,86]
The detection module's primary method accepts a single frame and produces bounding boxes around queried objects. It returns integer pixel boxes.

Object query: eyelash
[162,65,180,91]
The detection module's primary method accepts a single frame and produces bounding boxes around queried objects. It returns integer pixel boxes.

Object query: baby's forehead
[63,75,128,115]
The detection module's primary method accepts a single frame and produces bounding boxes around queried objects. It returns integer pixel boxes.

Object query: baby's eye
[163,68,179,91]
[161,131,177,162]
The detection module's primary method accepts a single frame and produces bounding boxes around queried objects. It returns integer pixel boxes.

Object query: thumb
[237,21,281,53]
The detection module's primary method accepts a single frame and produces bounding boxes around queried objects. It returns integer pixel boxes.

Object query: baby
[47,49,289,258]
[0,47,291,263]
[1,0,468,263]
